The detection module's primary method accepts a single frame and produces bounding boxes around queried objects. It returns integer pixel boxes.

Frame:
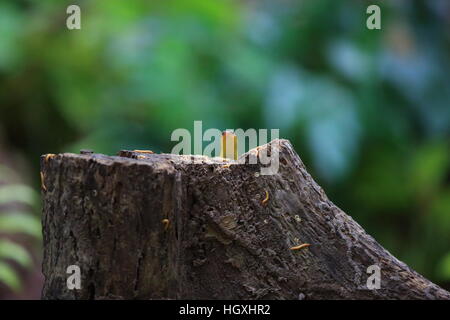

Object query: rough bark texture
[40,139,450,300]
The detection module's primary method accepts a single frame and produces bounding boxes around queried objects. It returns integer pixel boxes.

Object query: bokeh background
[0,0,449,299]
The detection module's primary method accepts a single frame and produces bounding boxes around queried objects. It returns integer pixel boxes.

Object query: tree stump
[40,140,450,299]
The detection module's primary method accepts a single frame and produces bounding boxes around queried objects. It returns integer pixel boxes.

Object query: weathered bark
[40,139,450,300]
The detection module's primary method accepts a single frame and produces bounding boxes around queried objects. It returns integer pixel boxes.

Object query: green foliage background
[0,0,449,295]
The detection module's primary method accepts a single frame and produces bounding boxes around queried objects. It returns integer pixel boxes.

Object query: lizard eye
[222,129,234,136]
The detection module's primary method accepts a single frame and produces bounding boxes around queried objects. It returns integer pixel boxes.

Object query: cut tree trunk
[40,140,450,299]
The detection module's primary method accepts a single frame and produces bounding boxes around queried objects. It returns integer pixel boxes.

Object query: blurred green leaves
[0,185,39,208]
[0,240,33,269]
[0,2,25,71]
[0,213,42,239]
[438,252,450,281]
[0,262,21,292]
[0,165,41,292]
[410,142,449,197]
